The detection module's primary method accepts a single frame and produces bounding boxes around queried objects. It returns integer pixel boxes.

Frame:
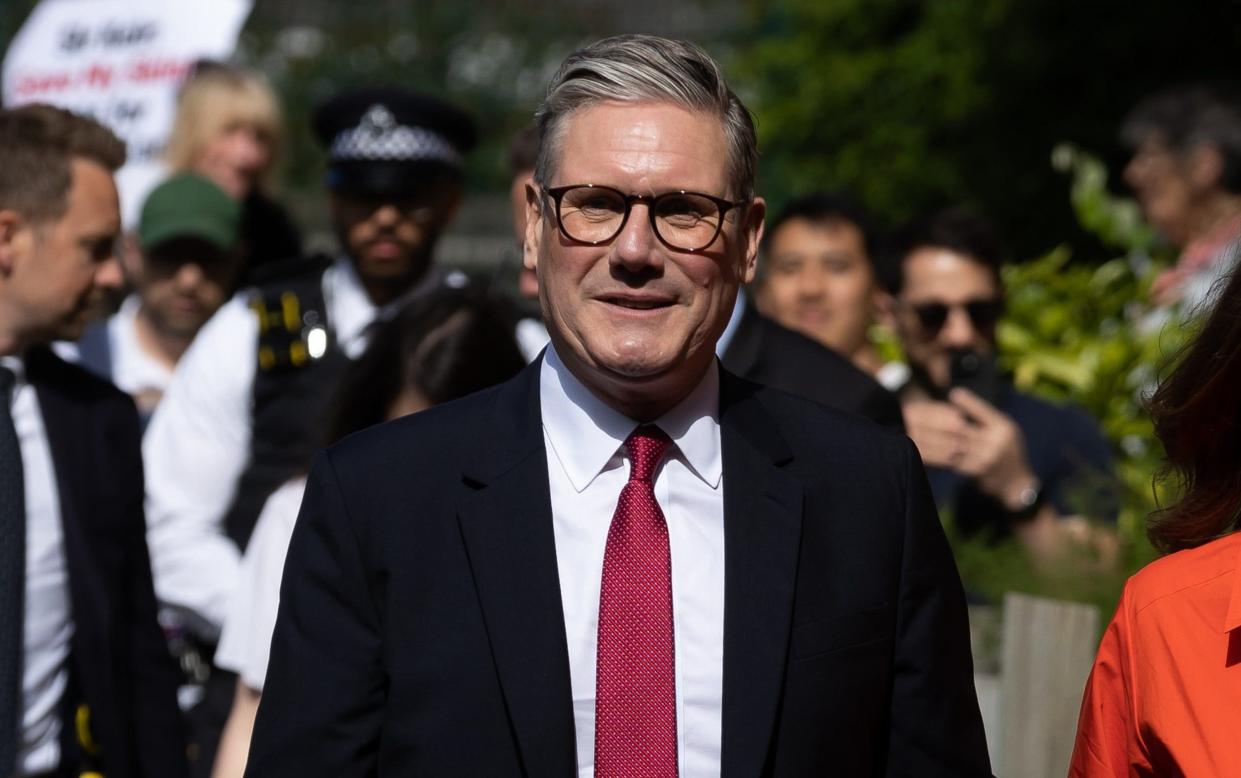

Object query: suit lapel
[27,349,115,674]
[718,374,803,778]
[457,362,576,777]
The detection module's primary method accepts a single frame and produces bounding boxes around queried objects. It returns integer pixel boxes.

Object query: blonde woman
[165,61,301,281]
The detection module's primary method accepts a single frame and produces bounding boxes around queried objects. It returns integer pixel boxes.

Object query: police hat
[311,87,476,195]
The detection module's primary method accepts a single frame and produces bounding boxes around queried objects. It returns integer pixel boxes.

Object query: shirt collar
[714,291,746,358]
[0,353,27,386]
[1225,538,1241,633]
[325,256,379,356]
[540,343,722,494]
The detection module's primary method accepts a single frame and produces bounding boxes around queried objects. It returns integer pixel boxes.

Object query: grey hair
[533,34,758,200]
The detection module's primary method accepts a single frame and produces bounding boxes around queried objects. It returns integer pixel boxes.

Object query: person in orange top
[1069,266,1241,777]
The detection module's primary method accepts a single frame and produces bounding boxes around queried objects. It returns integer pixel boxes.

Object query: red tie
[595,426,677,778]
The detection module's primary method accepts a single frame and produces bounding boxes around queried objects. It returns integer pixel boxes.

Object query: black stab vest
[222,256,350,550]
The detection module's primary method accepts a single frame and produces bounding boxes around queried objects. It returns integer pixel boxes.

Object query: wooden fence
[971,593,1100,778]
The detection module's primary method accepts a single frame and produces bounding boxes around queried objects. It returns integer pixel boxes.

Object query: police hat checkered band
[328,104,461,165]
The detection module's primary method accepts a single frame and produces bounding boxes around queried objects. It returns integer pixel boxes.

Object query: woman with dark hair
[209,288,526,778]
[1070,267,1241,776]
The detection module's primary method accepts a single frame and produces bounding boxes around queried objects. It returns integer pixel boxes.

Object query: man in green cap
[79,172,244,426]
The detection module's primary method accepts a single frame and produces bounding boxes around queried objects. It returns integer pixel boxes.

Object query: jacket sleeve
[244,450,386,778]
[886,438,992,776]
[1068,587,1141,777]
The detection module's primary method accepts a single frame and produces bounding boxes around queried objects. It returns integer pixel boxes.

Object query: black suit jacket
[26,348,186,778]
[721,303,905,431]
[247,360,989,777]
[249,362,987,774]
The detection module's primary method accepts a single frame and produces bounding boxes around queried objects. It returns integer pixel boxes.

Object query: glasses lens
[965,299,1001,330]
[558,186,627,243]
[913,303,949,334]
[653,192,722,250]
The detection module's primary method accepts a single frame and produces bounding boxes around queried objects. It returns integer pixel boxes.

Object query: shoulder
[27,345,132,412]
[1124,532,1241,615]
[326,370,522,479]
[732,375,913,472]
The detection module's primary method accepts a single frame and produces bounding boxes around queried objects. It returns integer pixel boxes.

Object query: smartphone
[948,349,1003,405]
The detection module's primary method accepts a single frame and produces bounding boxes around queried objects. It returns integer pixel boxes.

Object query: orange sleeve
[1067,586,1145,777]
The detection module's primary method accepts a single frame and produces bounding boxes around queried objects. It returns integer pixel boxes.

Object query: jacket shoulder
[27,346,133,411]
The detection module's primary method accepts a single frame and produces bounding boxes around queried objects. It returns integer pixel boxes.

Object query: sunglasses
[907,298,1002,336]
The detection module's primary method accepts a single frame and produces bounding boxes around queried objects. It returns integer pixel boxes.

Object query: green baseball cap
[138,173,240,251]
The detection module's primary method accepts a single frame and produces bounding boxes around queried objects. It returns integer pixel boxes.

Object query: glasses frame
[542,183,749,254]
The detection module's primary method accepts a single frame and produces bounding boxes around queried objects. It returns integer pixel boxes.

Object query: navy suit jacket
[247,359,989,777]
[27,348,186,778]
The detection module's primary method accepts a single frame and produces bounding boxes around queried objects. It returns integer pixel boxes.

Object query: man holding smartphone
[884,209,1118,565]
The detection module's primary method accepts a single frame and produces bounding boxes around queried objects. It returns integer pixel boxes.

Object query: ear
[1187,143,1225,191]
[117,231,143,283]
[873,288,896,329]
[523,179,544,274]
[440,187,464,226]
[0,209,31,277]
[739,196,766,285]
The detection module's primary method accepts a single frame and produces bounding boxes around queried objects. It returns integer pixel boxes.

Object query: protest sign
[3,0,253,225]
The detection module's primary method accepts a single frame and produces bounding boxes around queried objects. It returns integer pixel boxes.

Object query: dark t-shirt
[927,387,1117,541]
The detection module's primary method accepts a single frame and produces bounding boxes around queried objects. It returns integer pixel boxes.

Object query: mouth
[597,293,676,312]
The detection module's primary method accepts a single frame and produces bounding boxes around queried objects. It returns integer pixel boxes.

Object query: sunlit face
[757,217,879,358]
[1,158,123,344]
[193,121,272,199]
[893,247,1000,389]
[138,237,242,339]
[525,101,764,417]
[1124,135,1196,246]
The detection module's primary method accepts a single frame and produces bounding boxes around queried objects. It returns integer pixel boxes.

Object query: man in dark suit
[719,301,905,429]
[0,105,186,778]
[248,35,988,777]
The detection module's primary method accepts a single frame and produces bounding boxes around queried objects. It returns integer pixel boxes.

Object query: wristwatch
[1005,479,1044,522]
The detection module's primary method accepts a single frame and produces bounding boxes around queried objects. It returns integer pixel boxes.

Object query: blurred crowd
[2,44,1240,778]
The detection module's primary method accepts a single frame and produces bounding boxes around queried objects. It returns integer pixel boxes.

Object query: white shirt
[214,476,306,691]
[105,294,174,401]
[142,258,381,638]
[2,355,71,776]
[540,346,725,778]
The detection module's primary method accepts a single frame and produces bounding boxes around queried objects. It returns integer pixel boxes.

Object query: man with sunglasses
[887,209,1117,562]
[139,87,475,775]
[247,35,989,778]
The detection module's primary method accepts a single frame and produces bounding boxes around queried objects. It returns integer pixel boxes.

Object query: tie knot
[624,425,671,483]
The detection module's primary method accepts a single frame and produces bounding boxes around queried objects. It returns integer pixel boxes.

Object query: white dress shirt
[142,258,381,637]
[2,355,71,776]
[105,294,174,401]
[214,476,306,691]
[540,346,725,777]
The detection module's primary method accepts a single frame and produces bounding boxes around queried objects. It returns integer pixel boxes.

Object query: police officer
[140,88,475,776]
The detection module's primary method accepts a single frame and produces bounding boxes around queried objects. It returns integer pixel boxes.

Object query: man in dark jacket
[0,104,186,778]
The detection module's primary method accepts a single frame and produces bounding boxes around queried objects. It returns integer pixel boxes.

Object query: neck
[134,304,192,369]
[1187,194,1241,245]
[849,341,885,376]
[0,306,27,357]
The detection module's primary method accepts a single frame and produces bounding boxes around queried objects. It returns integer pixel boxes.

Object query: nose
[609,202,663,275]
[230,128,267,168]
[798,264,827,300]
[372,203,401,228]
[174,262,205,290]
[95,254,124,292]
[939,305,978,348]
